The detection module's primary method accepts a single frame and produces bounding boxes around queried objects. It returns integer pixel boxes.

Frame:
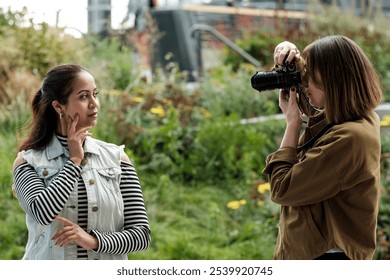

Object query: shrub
[83,37,137,91]
[377,133,390,259]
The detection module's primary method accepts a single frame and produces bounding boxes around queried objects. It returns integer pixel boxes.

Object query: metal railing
[190,23,262,68]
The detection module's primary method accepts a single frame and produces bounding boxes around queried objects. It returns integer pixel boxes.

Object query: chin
[78,120,97,129]
[309,99,318,108]
[89,121,97,127]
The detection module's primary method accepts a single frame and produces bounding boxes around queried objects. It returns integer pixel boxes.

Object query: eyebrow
[76,88,97,95]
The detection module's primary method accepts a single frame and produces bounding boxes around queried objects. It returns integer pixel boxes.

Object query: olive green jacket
[263,111,381,260]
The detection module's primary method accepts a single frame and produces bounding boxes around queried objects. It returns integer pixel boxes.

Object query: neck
[56,132,67,138]
[56,119,68,136]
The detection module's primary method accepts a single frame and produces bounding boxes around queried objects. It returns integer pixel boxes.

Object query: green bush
[377,133,390,259]
[199,65,280,118]
[83,37,137,91]
[127,174,278,260]
[187,114,283,182]
[0,7,87,76]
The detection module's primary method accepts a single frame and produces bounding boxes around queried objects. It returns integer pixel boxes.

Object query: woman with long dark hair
[13,64,151,260]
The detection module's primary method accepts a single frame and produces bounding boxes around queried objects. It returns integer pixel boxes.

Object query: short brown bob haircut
[302,35,382,124]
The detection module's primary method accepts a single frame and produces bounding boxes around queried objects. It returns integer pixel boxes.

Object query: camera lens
[251,70,287,91]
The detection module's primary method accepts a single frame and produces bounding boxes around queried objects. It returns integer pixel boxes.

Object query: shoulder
[90,138,131,163]
[13,155,27,171]
[332,113,379,140]
[120,151,132,164]
[322,114,380,151]
[89,138,122,155]
[92,138,120,148]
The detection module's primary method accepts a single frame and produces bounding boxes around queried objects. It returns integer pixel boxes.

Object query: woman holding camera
[263,35,382,259]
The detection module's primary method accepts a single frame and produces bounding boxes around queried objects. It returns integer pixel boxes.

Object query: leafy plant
[377,133,390,259]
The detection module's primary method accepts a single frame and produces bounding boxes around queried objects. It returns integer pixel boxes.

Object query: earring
[59,112,63,120]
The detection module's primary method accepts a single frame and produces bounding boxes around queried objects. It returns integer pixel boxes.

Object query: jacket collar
[306,111,327,137]
[46,135,101,160]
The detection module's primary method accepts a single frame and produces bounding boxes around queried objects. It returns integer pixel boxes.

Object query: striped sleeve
[92,161,151,255]
[13,161,82,225]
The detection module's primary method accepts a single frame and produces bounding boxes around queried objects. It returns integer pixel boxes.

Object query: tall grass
[128,174,277,260]
[0,91,30,258]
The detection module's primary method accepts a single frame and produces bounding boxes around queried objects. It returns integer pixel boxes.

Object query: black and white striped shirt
[13,136,151,259]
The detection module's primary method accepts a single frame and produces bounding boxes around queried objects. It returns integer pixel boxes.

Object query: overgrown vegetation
[1,3,390,260]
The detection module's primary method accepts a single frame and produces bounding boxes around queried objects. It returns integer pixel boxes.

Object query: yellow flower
[132,96,144,103]
[227,199,247,210]
[239,199,246,204]
[257,182,270,194]
[150,107,166,117]
[380,116,390,127]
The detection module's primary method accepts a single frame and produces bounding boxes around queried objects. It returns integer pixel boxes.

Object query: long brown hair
[18,64,89,151]
[302,35,382,124]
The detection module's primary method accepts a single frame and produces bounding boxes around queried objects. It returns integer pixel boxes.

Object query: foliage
[0,7,88,108]
[127,174,277,260]
[82,37,137,91]
[0,7,87,76]
[377,133,390,259]
[198,64,280,118]
[0,109,27,260]
[186,115,283,182]
[223,21,308,70]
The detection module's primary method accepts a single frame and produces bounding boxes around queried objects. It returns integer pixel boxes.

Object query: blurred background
[1,0,390,260]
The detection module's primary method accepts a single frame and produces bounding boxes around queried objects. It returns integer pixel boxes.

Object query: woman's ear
[51,100,63,115]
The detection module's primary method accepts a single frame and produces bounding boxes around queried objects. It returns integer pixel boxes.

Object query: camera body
[251,60,302,92]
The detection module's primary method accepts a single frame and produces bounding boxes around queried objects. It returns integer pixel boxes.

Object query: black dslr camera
[251,60,302,92]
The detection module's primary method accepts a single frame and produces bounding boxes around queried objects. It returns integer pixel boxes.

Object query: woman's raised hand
[274,41,301,66]
[67,114,92,165]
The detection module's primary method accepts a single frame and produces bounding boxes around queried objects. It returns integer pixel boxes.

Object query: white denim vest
[19,135,127,260]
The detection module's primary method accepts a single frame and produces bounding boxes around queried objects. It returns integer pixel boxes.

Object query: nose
[89,97,99,109]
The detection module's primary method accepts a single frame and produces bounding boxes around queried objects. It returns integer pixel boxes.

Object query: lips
[88,112,98,118]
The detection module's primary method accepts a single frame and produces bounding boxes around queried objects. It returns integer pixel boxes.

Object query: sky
[0,0,129,36]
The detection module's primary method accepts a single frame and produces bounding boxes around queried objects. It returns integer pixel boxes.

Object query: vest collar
[83,137,101,156]
[46,135,101,160]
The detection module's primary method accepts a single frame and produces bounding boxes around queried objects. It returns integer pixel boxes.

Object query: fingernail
[291,86,296,92]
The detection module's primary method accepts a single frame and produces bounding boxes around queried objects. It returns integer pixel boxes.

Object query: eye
[93,91,99,97]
